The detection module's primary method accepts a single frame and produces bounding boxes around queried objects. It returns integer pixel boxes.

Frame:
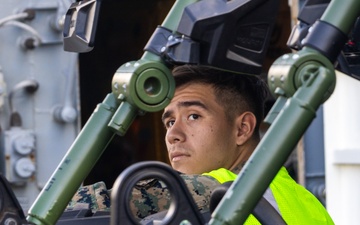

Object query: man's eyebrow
[161,100,208,123]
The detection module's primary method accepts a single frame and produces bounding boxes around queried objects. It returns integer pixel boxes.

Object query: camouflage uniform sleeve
[67,174,220,220]
[129,174,220,219]
[129,178,171,220]
[67,181,111,211]
[181,174,220,212]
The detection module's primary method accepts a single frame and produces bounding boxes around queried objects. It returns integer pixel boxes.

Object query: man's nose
[166,120,186,144]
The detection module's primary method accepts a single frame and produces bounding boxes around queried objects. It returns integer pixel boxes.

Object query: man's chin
[171,164,189,174]
[172,166,200,175]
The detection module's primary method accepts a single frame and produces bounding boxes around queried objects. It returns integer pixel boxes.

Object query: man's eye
[165,120,175,128]
[188,114,200,120]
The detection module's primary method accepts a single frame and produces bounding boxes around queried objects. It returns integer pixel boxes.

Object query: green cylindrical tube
[210,61,335,224]
[321,0,360,34]
[27,94,118,225]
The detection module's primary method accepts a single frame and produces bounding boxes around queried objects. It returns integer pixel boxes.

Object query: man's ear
[235,112,257,145]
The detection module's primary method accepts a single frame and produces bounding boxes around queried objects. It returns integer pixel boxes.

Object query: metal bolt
[301,39,306,45]
[292,54,299,60]
[270,75,275,82]
[23,38,36,49]
[118,94,125,101]
[282,54,290,59]
[122,83,127,90]
[113,82,119,90]
[280,75,285,83]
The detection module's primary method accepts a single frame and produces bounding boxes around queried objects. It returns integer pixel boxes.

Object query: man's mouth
[171,152,190,162]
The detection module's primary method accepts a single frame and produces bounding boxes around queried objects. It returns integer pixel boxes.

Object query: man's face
[162,83,241,174]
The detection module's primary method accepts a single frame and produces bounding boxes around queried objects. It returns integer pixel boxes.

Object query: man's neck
[231,162,246,174]
[230,139,259,174]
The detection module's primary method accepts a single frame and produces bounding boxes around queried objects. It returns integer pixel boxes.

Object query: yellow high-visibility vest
[203,167,334,225]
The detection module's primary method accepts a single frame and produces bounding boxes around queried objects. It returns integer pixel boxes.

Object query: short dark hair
[172,65,269,137]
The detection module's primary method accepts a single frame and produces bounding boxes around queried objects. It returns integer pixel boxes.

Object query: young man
[68,65,334,224]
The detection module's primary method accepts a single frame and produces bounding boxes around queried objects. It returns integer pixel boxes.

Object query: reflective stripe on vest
[203,168,237,184]
[203,167,334,225]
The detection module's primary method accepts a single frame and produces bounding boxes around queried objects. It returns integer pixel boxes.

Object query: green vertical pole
[210,55,336,225]
[27,94,118,225]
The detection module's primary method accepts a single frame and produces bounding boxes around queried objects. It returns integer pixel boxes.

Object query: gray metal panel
[0,0,80,213]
